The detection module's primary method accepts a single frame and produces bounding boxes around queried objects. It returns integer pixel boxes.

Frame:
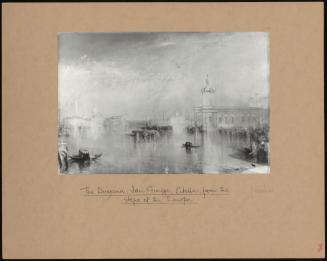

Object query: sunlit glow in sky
[59,32,269,120]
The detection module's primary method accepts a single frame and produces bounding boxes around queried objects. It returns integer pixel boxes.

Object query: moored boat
[69,149,102,162]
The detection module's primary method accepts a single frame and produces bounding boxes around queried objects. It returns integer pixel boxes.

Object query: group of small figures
[241,138,269,164]
[129,129,161,142]
[248,139,269,164]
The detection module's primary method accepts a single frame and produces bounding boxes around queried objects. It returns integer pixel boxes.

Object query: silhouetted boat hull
[69,150,102,162]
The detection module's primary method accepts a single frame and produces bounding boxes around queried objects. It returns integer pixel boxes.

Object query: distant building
[59,101,105,138]
[149,118,170,127]
[60,116,90,137]
[194,106,269,130]
[126,120,151,130]
[89,112,105,137]
[59,112,105,138]
[193,75,269,131]
[104,116,126,133]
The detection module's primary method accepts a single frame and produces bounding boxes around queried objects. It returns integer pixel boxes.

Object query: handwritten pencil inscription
[80,185,230,205]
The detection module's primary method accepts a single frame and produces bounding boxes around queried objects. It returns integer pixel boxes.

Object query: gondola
[182,142,200,149]
[69,150,102,162]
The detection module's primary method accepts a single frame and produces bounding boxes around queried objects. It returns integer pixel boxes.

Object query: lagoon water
[59,128,259,174]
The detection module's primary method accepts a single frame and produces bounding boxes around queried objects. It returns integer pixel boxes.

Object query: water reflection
[59,128,267,174]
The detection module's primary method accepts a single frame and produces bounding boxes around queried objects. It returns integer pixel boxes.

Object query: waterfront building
[193,75,269,131]
[59,116,90,137]
[59,107,105,138]
[103,116,126,133]
[193,106,269,130]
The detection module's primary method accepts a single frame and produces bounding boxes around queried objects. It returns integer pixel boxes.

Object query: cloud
[157,41,176,47]
[59,33,270,119]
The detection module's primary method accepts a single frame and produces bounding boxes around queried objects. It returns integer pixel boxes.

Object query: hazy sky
[59,32,269,120]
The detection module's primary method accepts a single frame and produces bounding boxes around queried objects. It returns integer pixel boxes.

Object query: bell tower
[200,75,216,131]
[201,74,216,107]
